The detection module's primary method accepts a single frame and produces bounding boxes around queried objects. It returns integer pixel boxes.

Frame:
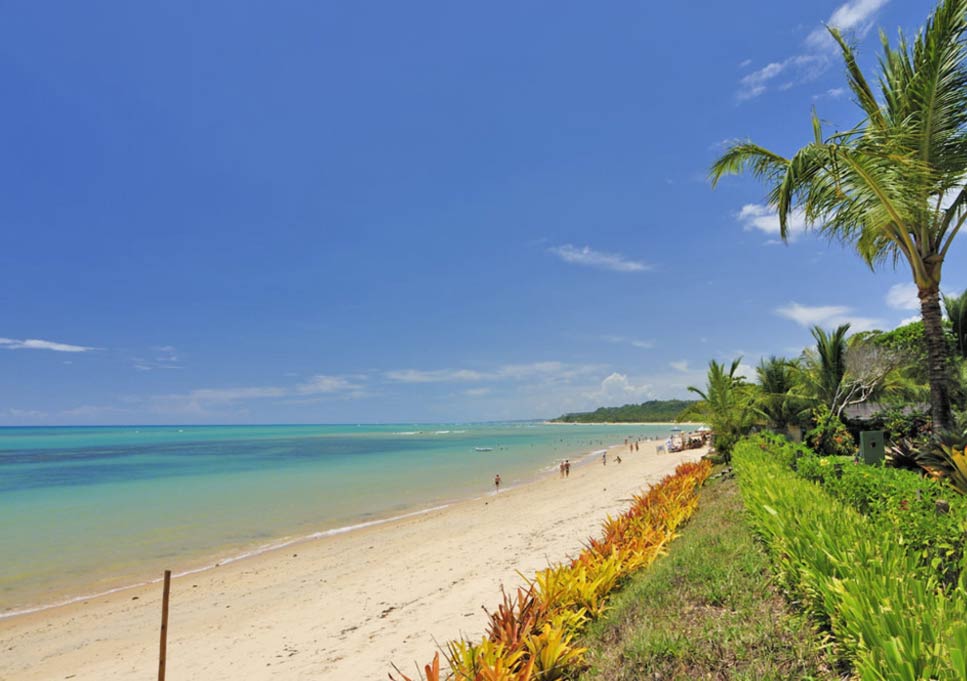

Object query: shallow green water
[0,422,681,615]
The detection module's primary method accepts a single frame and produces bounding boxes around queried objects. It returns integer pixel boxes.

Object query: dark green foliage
[755,355,806,431]
[756,433,967,585]
[579,476,834,681]
[944,289,967,359]
[880,405,932,444]
[804,405,856,457]
[553,400,696,423]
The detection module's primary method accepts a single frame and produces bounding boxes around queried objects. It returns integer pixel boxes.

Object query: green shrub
[805,405,856,457]
[733,440,967,680]
[749,433,967,585]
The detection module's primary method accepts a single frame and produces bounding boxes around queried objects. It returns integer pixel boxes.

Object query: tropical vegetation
[711,0,967,432]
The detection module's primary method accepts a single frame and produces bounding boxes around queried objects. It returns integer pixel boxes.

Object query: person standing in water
[564,460,570,477]
[494,473,501,491]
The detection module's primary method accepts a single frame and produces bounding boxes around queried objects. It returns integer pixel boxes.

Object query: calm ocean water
[0,422,683,616]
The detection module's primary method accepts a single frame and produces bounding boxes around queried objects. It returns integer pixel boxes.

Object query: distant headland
[550,399,697,424]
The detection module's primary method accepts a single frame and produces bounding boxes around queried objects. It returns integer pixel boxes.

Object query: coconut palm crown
[710,0,967,431]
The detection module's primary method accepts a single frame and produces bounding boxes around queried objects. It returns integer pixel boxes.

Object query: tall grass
[734,440,967,680]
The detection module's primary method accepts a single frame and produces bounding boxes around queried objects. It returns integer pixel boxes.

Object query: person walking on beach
[494,473,501,491]
[564,460,570,477]
[602,452,607,466]
[559,461,565,478]
[616,455,622,464]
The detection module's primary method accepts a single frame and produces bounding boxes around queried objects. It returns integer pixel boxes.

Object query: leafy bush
[734,440,967,679]
[750,433,967,585]
[805,404,856,457]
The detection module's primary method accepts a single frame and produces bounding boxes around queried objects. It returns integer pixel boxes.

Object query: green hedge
[755,433,967,585]
[733,439,967,680]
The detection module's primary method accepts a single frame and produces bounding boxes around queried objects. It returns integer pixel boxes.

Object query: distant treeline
[552,399,697,423]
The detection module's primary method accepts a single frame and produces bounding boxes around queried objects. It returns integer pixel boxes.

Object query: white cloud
[806,0,889,51]
[587,372,653,404]
[547,244,650,273]
[464,387,492,397]
[670,360,690,373]
[296,374,361,394]
[737,61,789,101]
[149,373,367,414]
[737,204,809,239]
[814,87,847,100]
[386,361,600,385]
[897,315,921,328]
[0,337,95,353]
[775,302,882,332]
[601,335,655,350]
[738,0,887,100]
[885,283,920,311]
[386,368,486,383]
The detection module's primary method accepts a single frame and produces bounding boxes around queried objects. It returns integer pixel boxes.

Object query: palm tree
[944,288,967,359]
[802,324,851,411]
[686,358,754,461]
[754,355,804,432]
[710,0,967,431]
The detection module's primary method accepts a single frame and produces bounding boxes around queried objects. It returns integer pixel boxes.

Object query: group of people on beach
[496,434,660,491]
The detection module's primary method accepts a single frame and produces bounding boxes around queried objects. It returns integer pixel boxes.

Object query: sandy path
[0,442,704,681]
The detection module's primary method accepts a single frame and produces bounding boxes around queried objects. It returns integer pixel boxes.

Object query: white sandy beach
[0,441,704,681]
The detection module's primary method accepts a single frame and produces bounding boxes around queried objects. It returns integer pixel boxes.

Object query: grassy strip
[390,461,712,681]
[578,473,835,681]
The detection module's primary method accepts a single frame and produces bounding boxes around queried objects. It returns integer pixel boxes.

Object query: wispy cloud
[670,360,690,373]
[0,337,96,353]
[775,302,882,332]
[885,283,919,311]
[737,204,809,241]
[149,373,368,414]
[547,244,650,273]
[133,345,183,371]
[386,361,601,385]
[806,0,889,51]
[385,368,486,383]
[814,87,847,100]
[737,0,889,100]
[601,335,655,350]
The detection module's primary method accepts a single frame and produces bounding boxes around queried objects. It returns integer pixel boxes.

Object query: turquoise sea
[0,422,683,617]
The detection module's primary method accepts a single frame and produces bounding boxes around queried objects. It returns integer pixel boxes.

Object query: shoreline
[543,420,702,426]
[0,440,704,680]
[0,439,625,622]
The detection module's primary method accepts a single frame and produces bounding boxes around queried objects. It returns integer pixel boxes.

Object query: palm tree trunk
[919,286,955,431]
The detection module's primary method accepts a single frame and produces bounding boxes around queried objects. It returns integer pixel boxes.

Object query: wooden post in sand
[158,570,171,681]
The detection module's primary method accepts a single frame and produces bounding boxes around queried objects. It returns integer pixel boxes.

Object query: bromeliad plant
[389,460,712,681]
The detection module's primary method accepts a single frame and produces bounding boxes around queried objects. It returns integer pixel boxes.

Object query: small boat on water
[474,447,494,452]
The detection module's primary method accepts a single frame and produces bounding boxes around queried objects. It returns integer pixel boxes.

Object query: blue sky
[1,0,962,425]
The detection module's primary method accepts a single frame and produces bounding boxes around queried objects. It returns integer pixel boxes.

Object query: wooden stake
[158,570,171,681]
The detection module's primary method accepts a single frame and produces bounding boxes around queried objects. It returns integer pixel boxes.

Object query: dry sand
[0,442,705,681]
